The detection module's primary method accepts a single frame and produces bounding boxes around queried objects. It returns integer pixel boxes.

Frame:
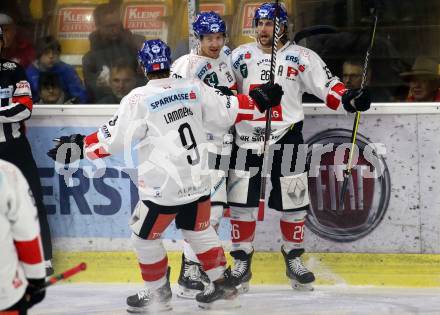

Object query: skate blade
[176,285,201,299]
[290,279,314,292]
[235,281,250,294]
[198,297,241,310]
[127,302,172,313]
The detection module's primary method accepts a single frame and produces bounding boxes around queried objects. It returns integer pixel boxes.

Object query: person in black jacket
[0,26,53,275]
[82,2,144,103]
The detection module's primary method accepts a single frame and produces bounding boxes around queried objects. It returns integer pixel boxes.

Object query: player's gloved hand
[25,278,46,308]
[249,82,284,112]
[215,85,235,96]
[342,88,371,113]
[47,134,85,164]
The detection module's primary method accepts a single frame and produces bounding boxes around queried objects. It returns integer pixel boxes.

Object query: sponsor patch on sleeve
[14,80,32,96]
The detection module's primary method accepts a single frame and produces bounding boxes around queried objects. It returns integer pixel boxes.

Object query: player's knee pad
[278,172,310,210]
[131,233,168,283]
[230,206,258,244]
[181,227,226,281]
[131,233,166,263]
[230,206,258,221]
[181,226,221,254]
[280,210,307,248]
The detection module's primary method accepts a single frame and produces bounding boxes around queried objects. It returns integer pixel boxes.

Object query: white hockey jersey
[170,46,237,153]
[0,160,45,310]
[84,77,264,206]
[171,46,237,90]
[232,41,346,150]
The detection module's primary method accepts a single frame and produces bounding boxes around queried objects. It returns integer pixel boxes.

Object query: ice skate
[177,254,209,299]
[282,247,315,291]
[196,268,240,310]
[126,270,172,313]
[230,250,253,293]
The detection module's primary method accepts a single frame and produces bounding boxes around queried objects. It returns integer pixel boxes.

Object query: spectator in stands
[0,12,35,68]
[401,56,440,102]
[26,36,87,104]
[97,59,138,104]
[36,73,80,105]
[343,59,392,102]
[82,2,144,103]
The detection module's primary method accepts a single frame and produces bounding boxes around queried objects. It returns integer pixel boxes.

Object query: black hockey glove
[249,82,284,113]
[215,85,235,96]
[25,278,46,308]
[47,134,85,164]
[342,88,371,113]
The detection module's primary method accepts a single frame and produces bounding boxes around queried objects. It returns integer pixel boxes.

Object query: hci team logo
[306,129,391,242]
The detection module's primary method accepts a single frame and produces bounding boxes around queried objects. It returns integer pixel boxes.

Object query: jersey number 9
[178,123,200,165]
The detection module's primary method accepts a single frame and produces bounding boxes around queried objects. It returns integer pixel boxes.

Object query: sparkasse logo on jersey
[148,88,198,112]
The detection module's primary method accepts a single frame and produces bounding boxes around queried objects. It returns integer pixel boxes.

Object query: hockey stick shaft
[339,9,378,209]
[258,0,281,216]
[38,262,87,292]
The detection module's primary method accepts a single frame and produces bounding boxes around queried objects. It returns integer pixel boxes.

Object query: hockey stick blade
[39,262,87,292]
[293,25,337,43]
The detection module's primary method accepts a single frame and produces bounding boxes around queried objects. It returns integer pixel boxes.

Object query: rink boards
[28,104,440,285]
[50,250,440,287]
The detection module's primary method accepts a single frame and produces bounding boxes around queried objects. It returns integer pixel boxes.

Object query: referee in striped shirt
[0,25,52,275]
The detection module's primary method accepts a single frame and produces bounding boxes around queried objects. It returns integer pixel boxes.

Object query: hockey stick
[338,4,378,212]
[258,0,282,219]
[187,0,199,52]
[36,262,87,293]
[210,176,226,197]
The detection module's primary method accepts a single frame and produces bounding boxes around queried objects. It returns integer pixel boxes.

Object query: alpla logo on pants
[306,129,391,242]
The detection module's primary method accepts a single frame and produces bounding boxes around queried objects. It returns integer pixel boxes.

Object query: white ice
[31,284,440,315]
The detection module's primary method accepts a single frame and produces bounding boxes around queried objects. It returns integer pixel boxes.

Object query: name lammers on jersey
[148,88,198,112]
[164,107,193,124]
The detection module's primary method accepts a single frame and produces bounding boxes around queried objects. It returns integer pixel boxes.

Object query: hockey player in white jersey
[0,159,46,314]
[229,2,371,292]
[171,11,237,299]
[47,39,283,311]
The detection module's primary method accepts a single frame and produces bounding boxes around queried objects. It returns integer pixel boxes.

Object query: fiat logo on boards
[306,129,390,242]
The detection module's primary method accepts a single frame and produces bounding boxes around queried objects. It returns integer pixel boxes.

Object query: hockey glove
[342,88,371,113]
[249,82,284,113]
[47,134,85,164]
[25,278,46,308]
[215,85,235,96]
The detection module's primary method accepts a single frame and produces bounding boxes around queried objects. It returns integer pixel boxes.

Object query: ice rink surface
[32,284,440,315]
